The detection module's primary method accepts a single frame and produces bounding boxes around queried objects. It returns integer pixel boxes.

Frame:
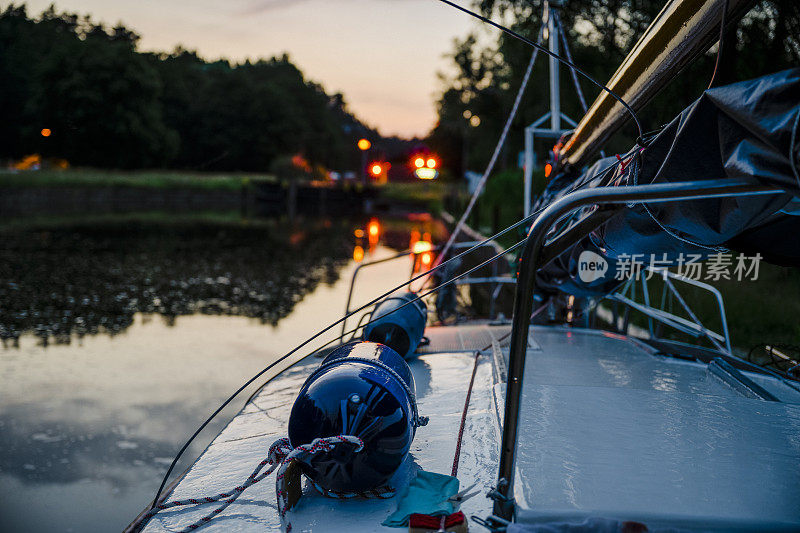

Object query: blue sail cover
[535,68,800,297]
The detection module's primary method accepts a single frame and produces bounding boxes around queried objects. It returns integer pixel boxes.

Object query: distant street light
[40,128,52,137]
[357,138,371,185]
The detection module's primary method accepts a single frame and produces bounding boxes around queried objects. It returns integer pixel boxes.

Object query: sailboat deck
[137,325,800,532]
[139,347,499,532]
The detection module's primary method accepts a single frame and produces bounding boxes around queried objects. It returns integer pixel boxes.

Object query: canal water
[0,215,438,532]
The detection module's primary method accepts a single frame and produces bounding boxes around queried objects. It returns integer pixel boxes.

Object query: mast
[547,1,561,132]
[523,0,577,217]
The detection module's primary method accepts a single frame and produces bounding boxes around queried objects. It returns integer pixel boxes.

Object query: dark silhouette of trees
[0,5,381,171]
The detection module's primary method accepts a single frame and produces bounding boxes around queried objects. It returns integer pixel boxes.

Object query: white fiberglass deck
[510,327,800,532]
[139,349,499,532]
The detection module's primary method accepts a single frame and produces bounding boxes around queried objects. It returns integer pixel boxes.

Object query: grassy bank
[379,180,458,214]
[0,168,275,190]
[0,210,248,231]
[466,167,546,247]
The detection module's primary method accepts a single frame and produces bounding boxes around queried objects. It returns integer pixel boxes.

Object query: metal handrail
[606,267,733,353]
[341,241,509,337]
[493,177,784,520]
[340,249,414,337]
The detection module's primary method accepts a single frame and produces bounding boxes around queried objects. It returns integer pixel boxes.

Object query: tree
[0,6,396,172]
[429,0,799,170]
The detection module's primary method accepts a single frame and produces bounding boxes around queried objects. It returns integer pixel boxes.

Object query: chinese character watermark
[608,252,762,282]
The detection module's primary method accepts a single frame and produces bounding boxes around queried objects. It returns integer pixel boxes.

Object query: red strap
[409,511,466,528]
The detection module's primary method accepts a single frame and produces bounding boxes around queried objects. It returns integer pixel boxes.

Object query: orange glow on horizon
[40,128,51,137]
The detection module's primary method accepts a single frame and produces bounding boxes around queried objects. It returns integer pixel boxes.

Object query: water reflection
[0,215,417,532]
[0,219,352,345]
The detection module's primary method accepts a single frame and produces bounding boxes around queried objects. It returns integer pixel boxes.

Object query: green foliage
[0,5,379,172]
[381,181,452,213]
[476,167,545,247]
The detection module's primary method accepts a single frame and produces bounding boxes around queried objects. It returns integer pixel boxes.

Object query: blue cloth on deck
[381,470,460,527]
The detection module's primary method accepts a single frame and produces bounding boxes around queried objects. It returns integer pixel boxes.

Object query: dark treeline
[429,0,800,178]
[0,5,410,172]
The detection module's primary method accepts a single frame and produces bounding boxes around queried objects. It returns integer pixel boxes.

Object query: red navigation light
[411,238,434,273]
[368,219,380,237]
[367,218,380,248]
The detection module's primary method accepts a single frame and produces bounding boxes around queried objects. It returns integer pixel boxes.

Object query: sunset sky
[24,0,491,138]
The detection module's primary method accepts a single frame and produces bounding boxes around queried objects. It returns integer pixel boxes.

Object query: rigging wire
[151,235,529,510]
[150,211,543,509]
[431,27,543,279]
[434,0,645,141]
[553,11,589,113]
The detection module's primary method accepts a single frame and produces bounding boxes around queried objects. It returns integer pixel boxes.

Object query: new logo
[577,250,609,283]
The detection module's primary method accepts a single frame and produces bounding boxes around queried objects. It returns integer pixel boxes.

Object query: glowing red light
[368,220,380,237]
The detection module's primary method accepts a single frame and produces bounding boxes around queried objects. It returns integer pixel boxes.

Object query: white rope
[145,435,385,533]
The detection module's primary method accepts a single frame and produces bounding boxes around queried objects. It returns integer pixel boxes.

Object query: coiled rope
[144,435,392,532]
